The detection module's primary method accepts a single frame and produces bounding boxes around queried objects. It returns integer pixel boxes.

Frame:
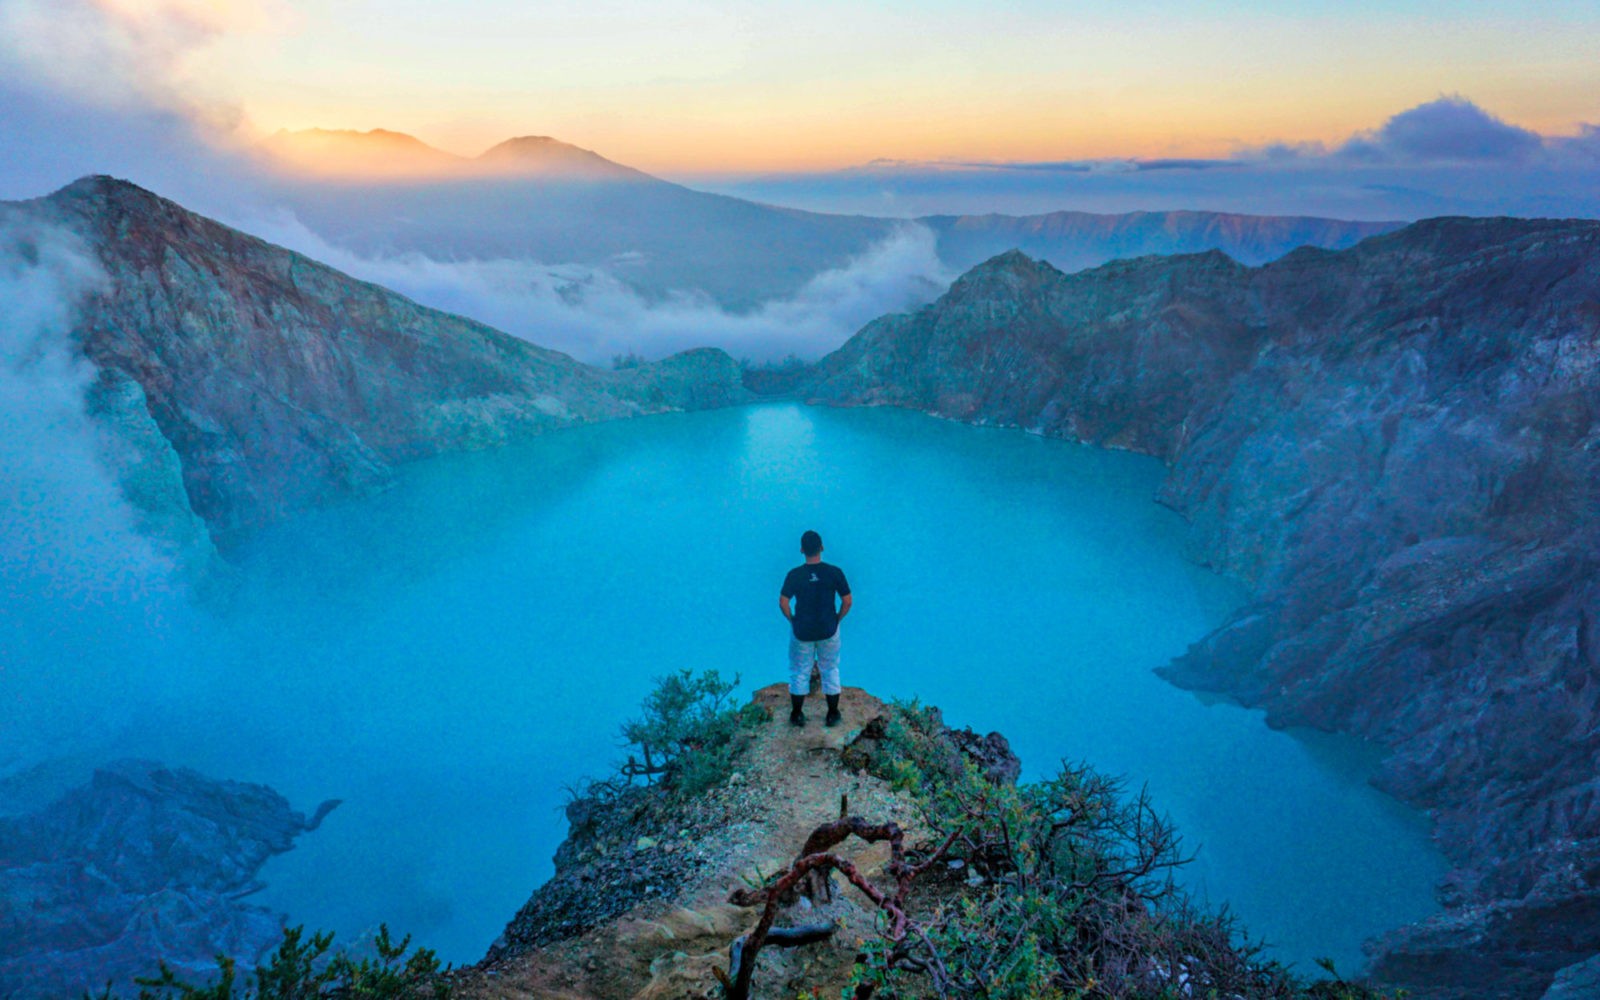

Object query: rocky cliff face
[803,220,1600,998]
[3,176,749,553]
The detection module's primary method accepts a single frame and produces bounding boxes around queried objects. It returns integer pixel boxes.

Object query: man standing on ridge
[779,530,852,728]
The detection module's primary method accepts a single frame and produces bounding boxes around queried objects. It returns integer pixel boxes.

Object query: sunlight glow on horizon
[17,0,1600,175]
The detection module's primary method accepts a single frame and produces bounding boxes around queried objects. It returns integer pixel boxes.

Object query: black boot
[790,694,807,726]
[825,694,842,728]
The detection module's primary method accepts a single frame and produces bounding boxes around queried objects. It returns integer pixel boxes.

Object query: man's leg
[818,634,843,727]
[788,636,812,725]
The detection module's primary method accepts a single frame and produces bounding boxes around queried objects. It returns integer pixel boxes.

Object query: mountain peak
[483,134,560,149]
[951,248,1060,290]
[258,128,464,179]
[45,174,168,217]
[254,128,651,182]
[276,127,435,147]
[982,248,1042,268]
[473,135,649,181]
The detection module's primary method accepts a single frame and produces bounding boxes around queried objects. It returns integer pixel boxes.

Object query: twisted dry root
[719,814,961,1000]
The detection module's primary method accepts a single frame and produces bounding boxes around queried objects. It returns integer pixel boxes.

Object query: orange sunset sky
[3,0,1597,176]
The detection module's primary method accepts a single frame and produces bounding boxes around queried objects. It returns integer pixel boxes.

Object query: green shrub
[839,702,1407,1000]
[619,669,763,797]
[100,924,449,1000]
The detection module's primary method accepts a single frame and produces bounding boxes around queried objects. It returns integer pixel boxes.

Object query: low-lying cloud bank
[698,97,1600,221]
[247,214,952,364]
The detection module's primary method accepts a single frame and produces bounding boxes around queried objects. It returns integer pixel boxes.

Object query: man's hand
[779,594,793,621]
[838,593,853,621]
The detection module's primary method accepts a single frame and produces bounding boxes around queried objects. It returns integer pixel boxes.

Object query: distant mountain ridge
[802,222,1600,998]
[921,208,1402,272]
[471,135,653,181]
[250,127,1400,311]
[259,128,648,181]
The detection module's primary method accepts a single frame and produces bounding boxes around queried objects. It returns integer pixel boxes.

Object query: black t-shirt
[781,562,851,641]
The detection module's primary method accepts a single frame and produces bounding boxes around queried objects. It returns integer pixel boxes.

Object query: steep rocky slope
[803,220,1600,998]
[1,176,748,553]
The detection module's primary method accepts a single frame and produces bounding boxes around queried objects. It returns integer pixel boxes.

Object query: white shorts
[788,632,841,696]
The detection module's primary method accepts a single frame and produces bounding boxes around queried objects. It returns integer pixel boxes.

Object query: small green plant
[103,924,449,1000]
[619,669,760,797]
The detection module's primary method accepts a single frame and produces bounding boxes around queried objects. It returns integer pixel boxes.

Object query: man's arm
[837,593,853,622]
[779,594,793,621]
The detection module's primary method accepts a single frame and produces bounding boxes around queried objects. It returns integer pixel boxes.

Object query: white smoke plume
[0,218,197,775]
[0,0,274,121]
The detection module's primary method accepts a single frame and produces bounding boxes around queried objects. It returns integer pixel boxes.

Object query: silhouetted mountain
[260,128,651,182]
[259,127,467,178]
[804,220,1600,998]
[473,135,651,180]
[254,130,893,309]
[251,128,1399,312]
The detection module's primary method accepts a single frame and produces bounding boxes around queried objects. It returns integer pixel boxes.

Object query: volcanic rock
[803,219,1600,997]
[0,760,336,999]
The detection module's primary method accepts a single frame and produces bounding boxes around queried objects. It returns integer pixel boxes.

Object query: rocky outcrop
[841,707,1021,787]
[488,783,735,959]
[0,760,336,999]
[802,220,1600,997]
[2,176,749,552]
[462,686,923,1000]
[1542,954,1600,1000]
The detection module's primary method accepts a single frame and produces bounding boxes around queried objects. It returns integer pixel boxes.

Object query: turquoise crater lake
[89,403,1443,972]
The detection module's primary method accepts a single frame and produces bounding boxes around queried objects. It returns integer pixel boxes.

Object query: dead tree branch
[719,814,959,1000]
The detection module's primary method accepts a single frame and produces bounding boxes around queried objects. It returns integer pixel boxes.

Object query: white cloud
[0,0,271,206]
[240,212,953,364]
[699,97,1600,221]
[1337,96,1544,163]
[0,0,274,127]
